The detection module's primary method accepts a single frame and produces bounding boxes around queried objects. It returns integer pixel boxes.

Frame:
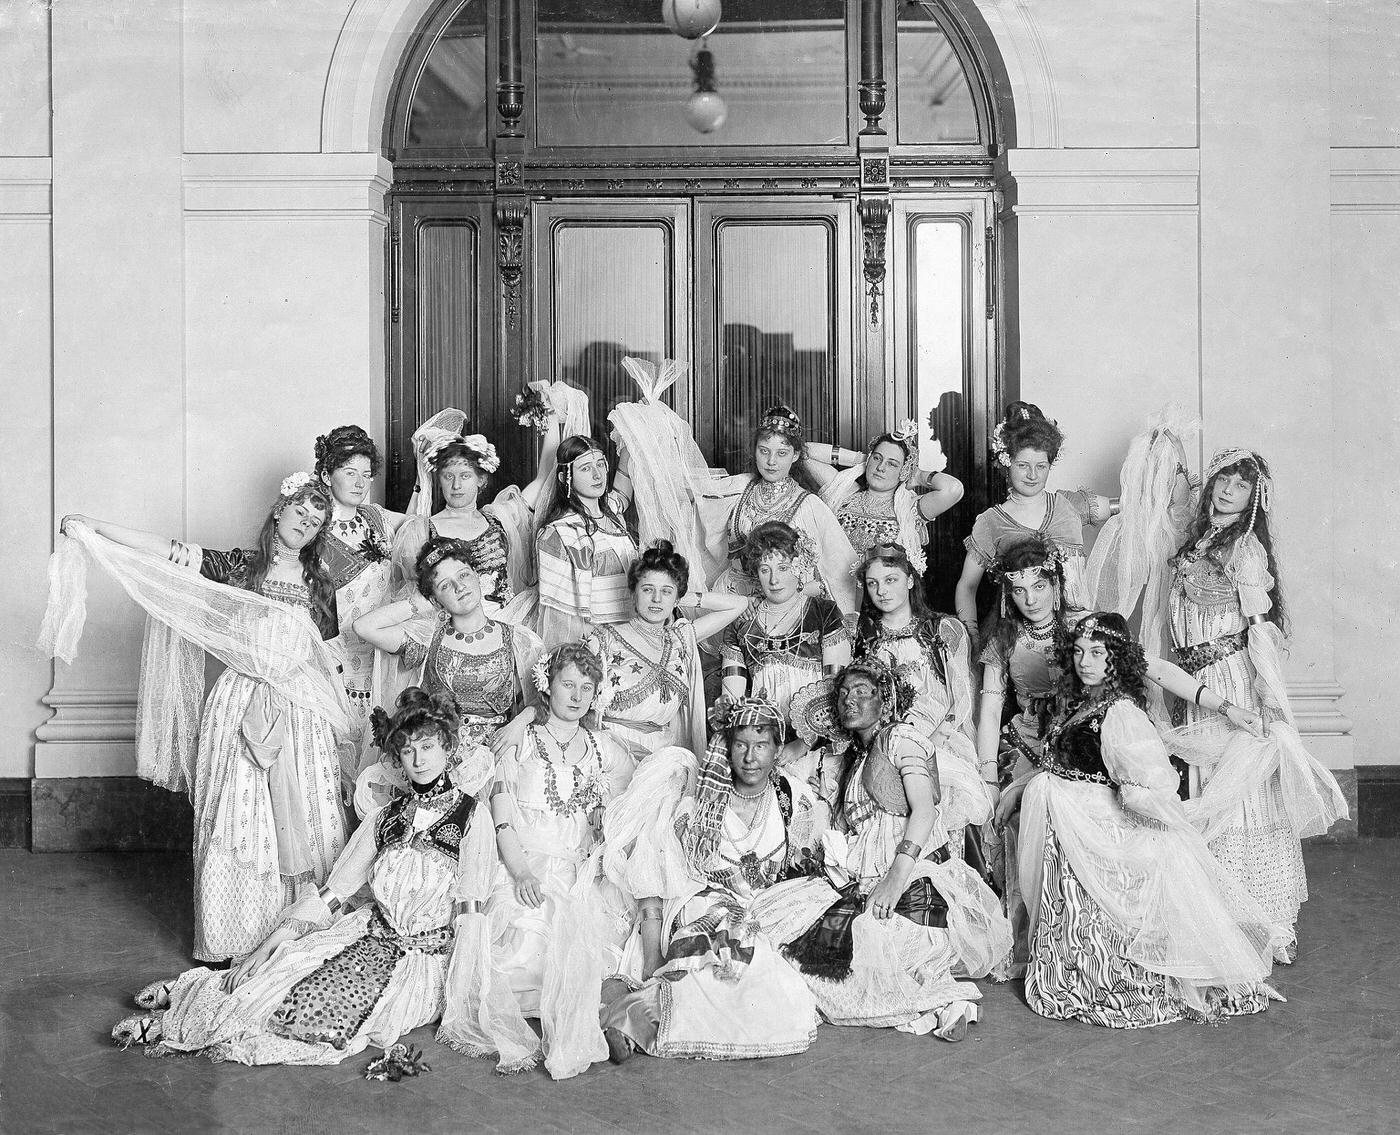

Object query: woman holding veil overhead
[43,475,351,964]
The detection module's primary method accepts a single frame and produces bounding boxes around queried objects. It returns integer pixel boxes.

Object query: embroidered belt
[1174,630,1248,675]
[1037,752,1116,787]
[367,906,454,956]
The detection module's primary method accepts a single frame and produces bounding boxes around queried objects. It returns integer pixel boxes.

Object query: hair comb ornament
[279,470,314,499]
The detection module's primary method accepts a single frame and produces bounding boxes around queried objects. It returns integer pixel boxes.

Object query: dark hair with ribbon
[985,537,1075,660]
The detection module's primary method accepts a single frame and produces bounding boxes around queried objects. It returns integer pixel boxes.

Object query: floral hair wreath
[990,405,1062,469]
[988,542,1069,584]
[439,433,500,474]
[530,644,615,716]
[279,470,315,499]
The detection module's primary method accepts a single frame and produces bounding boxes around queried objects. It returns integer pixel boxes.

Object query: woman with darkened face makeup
[56,475,347,965]
[998,612,1284,1029]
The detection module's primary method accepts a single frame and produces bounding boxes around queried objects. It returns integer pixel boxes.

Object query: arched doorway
[382,0,1009,597]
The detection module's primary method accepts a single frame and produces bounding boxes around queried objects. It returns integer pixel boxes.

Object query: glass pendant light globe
[684,90,728,134]
[662,0,722,40]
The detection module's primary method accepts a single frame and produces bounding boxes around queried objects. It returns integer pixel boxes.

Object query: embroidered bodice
[428,514,512,606]
[401,618,520,719]
[591,622,691,719]
[726,478,808,556]
[1041,698,1124,786]
[321,506,392,589]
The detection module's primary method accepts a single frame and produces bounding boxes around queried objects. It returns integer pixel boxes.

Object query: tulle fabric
[601,746,701,903]
[608,357,730,584]
[1083,406,1200,715]
[39,525,351,795]
[1019,704,1283,1010]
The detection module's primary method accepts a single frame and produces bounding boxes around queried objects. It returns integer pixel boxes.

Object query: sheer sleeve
[596,731,637,802]
[1226,534,1274,619]
[453,797,499,904]
[978,633,1008,671]
[323,806,383,901]
[391,515,432,594]
[1100,702,1188,828]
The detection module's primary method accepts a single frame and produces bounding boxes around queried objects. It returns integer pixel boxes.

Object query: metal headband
[420,541,465,576]
[759,409,802,436]
[1075,614,1132,644]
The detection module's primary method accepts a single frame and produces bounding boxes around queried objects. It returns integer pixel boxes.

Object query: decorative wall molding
[0,156,52,218]
[1330,148,1400,213]
[33,689,137,779]
[1006,148,1199,215]
[183,153,394,219]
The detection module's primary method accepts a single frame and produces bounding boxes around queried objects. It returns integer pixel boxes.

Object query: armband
[894,839,923,861]
[494,820,512,833]
[1193,683,1208,707]
[1246,614,1267,626]
[639,909,665,923]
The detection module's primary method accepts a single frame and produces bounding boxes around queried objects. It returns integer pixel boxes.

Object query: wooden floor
[0,842,1395,1135]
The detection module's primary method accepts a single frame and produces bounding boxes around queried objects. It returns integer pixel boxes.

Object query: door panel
[696,199,855,471]
[389,197,496,505]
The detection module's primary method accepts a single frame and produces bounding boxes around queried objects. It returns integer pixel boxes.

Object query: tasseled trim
[434,1030,542,1075]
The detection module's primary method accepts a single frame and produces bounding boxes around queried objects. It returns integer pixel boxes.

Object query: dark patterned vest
[1040,698,1124,786]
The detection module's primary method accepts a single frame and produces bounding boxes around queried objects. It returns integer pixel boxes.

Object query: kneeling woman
[996,613,1283,1027]
[598,698,830,1062]
[786,661,1011,1040]
[112,689,494,1066]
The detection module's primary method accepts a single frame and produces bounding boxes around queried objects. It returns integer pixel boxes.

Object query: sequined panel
[269,934,403,1049]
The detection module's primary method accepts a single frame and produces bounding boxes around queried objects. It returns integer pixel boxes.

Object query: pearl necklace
[627,617,667,645]
[1022,620,1055,643]
[270,535,295,567]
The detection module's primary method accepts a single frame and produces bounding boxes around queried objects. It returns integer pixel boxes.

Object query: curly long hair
[854,543,949,686]
[541,435,632,538]
[370,686,461,759]
[431,440,492,514]
[994,401,1065,468]
[246,481,338,640]
[1173,453,1287,634]
[1054,611,1149,711]
[628,539,690,596]
[314,424,382,479]
[750,403,823,494]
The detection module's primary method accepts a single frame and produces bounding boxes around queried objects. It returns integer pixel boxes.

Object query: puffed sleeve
[816,597,851,653]
[1100,702,1189,828]
[963,508,1001,567]
[1060,489,1094,524]
[719,611,748,672]
[200,547,251,586]
[390,514,432,594]
[597,731,637,801]
[1225,533,1274,619]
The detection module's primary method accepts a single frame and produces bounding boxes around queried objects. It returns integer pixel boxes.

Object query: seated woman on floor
[111,689,495,1067]
[597,697,831,1063]
[994,612,1284,1028]
[786,660,1011,1041]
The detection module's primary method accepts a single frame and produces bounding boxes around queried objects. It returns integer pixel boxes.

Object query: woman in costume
[314,425,406,773]
[719,521,852,787]
[481,642,635,1079]
[784,661,1010,1041]
[534,436,638,645]
[580,540,747,763]
[1164,449,1347,959]
[111,689,495,1066]
[844,542,991,854]
[391,406,564,613]
[804,420,964,574]
[54,475,348,964]
[994,613,1283,1028]
[597,697,828,1063]
[351,536,544,812]
[954,402,1113,647]
[703,404,861,617]
[979,537,1267,975]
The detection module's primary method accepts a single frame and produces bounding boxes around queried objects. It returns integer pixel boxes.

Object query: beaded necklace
[531,724,603,817]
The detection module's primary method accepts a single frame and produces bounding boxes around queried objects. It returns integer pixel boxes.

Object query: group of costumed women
[37,359,1347,1080]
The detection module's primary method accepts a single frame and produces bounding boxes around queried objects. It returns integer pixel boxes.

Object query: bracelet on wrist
[893,838,923,861]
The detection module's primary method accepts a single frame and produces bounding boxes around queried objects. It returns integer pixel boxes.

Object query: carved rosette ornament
[859,196,890,326]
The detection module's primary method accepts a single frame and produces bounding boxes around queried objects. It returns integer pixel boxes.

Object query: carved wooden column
[856,0,891,439]
[494,0,527,399]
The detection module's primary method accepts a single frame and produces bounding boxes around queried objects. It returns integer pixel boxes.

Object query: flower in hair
[531,654,552,698]
[279,470,314,499]
[990,424,1012,468]
[890,418,920,445]
[459,434,500,473]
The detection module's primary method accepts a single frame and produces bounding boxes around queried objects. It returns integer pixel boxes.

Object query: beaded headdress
[419,538,471,578]
[853,541,916,578]
[1203,447,1271,541]
[991,542,1066,587]
[557,440,607,498]
[758,407,803,440]
[1074,612,1133,645]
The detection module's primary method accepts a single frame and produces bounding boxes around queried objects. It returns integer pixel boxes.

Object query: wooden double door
[387,191,998,594]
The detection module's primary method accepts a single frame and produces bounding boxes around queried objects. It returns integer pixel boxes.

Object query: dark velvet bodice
[1040,699,1120,786]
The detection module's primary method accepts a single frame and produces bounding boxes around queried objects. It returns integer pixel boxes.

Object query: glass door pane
[910,218,967,475]
[416,221,478,416]
[697,200,853,472]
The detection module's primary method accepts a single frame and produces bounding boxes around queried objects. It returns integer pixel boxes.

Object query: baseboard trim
[30,777,191,852]
[0,778,31,849]
[1357,765,1400,839]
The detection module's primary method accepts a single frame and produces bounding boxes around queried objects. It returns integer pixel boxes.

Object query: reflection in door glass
[405,0,488,148]
[416,222,478,416]
[552,223,671,422]
[911,219,966,473]
[896,4,980,144]
[716,221,834,472]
